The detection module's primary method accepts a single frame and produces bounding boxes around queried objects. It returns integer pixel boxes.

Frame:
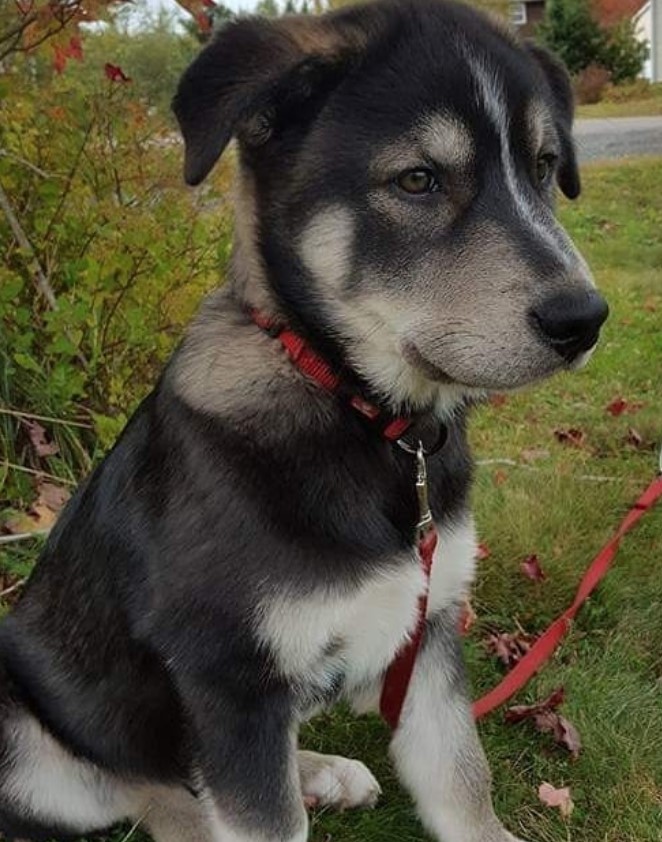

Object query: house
[508,0,546,36]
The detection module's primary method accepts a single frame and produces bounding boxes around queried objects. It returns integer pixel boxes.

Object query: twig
[0,180,58,309]
[0,180,89,368]
[0,531,48,545]
[0,578,26,597]
[0,407,92,429]
[0,149,56,179]
[2,461,77,486]
[476,458,621,483]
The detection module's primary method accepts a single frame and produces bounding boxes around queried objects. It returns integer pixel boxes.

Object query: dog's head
[174,0,608,413]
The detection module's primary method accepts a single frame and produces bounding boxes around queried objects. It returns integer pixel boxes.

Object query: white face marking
[421,114,475,170]
[299,206,354,291]
[463,46,576,267]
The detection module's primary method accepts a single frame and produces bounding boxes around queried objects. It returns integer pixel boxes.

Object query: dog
[0,1,608,840]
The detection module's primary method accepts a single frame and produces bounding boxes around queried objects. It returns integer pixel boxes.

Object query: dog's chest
[254,519,476,699]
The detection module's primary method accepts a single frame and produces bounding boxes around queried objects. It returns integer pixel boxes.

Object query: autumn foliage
[0,1,233,512]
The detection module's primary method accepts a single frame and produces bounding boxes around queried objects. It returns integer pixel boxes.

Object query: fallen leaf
[3,504,55,535]
[506,687,581,759]
[625,427,644,448]
[493,469,508,486]
[476,542,491,561]
[458,597,477,636]
[520,554,546,582]
[643,296,657,313]
[485,630,534,668]
[520,447,550,463]
[538,782,574,818]
[606,397,644,416]
[553,427,585,448]
[489,394,508,408]
[22,419,59,457]
[35,481,70,513]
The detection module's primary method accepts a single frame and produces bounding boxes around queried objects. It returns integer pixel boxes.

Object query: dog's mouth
[401,341,456,384]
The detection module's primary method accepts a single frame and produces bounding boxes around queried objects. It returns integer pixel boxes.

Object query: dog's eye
[396,168,440,195]
[536,154,557,186]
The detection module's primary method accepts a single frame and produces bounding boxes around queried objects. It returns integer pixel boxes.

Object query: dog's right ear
[173,16,360,186]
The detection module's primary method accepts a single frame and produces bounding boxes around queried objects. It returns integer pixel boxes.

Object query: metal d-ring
[396,423,448,456]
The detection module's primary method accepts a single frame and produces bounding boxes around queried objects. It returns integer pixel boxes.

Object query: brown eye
[396,168,440,195]
[536,154,557,185]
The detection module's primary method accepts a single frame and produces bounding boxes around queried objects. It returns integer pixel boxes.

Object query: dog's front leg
[390,608,527,842]
[173,670,308,842]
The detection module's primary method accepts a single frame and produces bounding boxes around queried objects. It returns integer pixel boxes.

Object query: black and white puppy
[0,2,608,841]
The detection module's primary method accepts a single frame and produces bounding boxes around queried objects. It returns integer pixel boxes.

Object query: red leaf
[485,630,534,668]
[489,393,507,408]
[67,35,83,61]
[195,11,212,31]
[104,63,131,83]
[520,554,546,582]
[606,397,644,416]
[22,420,59,458]
[553,427,585,448]
[53,45,68,73]
[476,542,491,561]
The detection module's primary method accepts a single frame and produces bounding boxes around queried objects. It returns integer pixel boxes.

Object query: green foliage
[539,0,605,74]
[539,0,648,84]
[0,15,233,508]
[600,18,650,85]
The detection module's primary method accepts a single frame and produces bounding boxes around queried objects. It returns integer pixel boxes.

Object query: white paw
[298,751,381,811]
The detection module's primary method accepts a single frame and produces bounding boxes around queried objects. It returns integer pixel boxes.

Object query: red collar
[250,309,412,441]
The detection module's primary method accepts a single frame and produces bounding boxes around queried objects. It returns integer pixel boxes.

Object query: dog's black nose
[531,290,609,361]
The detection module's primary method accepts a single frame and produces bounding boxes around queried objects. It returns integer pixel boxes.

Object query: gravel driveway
[574,116,662,162]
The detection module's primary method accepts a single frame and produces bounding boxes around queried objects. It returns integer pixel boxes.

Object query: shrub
[574,63,612,104]
[600,18,650,85]
[539,0,606,74]
[0,19,233,508]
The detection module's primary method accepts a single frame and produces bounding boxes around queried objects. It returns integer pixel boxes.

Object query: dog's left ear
[173,15,363,186]
[525,42,580,200]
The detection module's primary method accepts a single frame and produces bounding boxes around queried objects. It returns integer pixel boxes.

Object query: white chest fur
[253,518,477,699]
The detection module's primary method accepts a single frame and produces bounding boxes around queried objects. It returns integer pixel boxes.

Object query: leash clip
[415,441,433,535]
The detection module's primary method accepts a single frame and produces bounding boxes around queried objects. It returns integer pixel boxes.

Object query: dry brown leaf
[36,481,70,513]
[485,630,534,668]
[553,427,586,448]
[520,554,547,582]
[538,782,574,818]
[22,419,59,458]
[506,687,581,759]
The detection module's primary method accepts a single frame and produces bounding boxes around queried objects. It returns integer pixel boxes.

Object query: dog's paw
[298,750,381,811]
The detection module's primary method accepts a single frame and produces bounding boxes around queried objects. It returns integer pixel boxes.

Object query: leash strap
[473,473,662,719]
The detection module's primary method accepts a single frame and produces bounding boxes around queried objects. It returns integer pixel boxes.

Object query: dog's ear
[173,16,360,186]
[525,42,580,200]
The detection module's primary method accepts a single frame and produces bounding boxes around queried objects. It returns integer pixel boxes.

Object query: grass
[577,82,662,118]
[1,157,662,842]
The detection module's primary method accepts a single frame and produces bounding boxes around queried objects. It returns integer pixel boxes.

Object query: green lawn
[1,158,662,842]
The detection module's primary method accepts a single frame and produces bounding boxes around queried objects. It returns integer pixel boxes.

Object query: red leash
[473,471,662,719]
[249,309,662,727]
